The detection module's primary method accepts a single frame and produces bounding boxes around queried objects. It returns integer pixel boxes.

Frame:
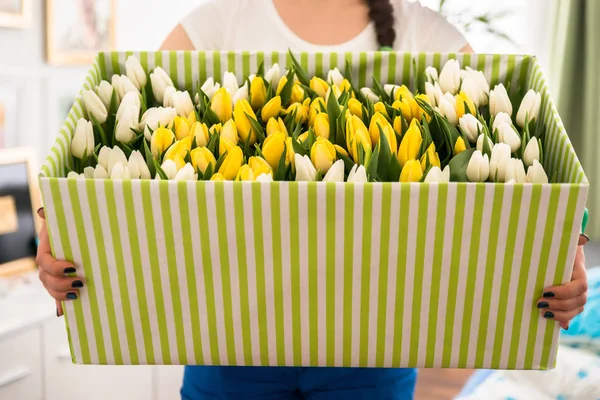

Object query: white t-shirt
[180,0,468,52]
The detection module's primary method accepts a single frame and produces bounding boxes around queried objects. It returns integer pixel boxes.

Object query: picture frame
[0,147,41,277]
[0,0,32,28]
[46,0,117,65]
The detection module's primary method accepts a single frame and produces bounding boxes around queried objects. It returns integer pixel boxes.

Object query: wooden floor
[414,369,474,400]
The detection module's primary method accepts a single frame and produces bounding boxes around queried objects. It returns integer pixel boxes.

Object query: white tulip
[98,146,111,170]
[115,93,141,144]
[438,59,461,94]
[438,95,458,126]
[466,150,490,182]
[460,77,482,108]
[384,84,400,97]
[107,146,128,176]
[527,159,548,184]
[443,92,457,107]
[93,164,109,179]
[463,68,490,106]
[67,171,82,179]
[425,66,439,83]
[140,107,177,140]
[128,150,151,179]
[111,75,139,102]
[489,84,513,116]
[489,143,512,182]
[504,158,527,183]
[116,91,141,122]
[172,90,195,117]
[222,72,239,95]
[347,164,368,183]
[149,66,174,104]
[295,154,318,181]
[156,159,178,180]
[83,167,95,179]
[174,163,197,181]
[496,122,521,152]
[110,162,131,180]
[516,90,542,128]
[71,119,94,159]
[325,67,343,87]
[322,160,345,182]
[256,173,274,183]
[125,56,147,90]
[163,86,176,108]
[523,138,540,167]
[458,114,483,143]
[492,112,513,132]
[424,166,450,183]
[201,77,221,100]
[425,82,440,107]
[97,80,114,109]
[360,88,380,103]
[265,63,282,87]
[82,90,108,124]
[232,85,249,105]
[476,134,494,154]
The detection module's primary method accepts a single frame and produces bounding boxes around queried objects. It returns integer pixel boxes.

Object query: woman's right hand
[36,208,85,317]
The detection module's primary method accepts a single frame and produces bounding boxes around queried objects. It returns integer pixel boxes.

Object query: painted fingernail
[544,311,554,319]
[543,292,555,298]
[56,307,59,317]
[537,302,549,309]
[37,207,44,217]
[64,267,76,274]
[66,292,77,300]
[71,280,83,288]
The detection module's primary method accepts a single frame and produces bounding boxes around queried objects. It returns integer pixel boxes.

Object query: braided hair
[365,0,396,49]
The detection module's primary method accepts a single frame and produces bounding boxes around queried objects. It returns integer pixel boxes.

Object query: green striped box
[40,52,588,370]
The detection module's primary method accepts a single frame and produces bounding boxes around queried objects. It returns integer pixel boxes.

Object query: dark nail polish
[543,292,555,298]
[537,302,549,309]
[64,267,76,274]
[544,311,554,319]
[56,307,59,317]
[72,280,83,288]
[66,292,77,300]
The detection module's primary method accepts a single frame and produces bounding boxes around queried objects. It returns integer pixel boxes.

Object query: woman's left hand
[537,236,588,329]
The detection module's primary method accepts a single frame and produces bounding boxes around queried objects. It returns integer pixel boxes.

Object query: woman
[36,0,589,398]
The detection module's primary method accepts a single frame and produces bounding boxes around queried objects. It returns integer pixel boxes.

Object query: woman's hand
[537,236,588,329]
[36,208,84,317]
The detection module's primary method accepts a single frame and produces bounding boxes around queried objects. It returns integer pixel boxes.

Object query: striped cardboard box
[40,52,588,369]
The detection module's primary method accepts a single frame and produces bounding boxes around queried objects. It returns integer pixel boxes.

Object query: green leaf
[203,162,214,181]
[389,156,402,182]
[298,83,318,99]
[245,112,266,143]
[338,90,349,106]
[337,150,355,175]
[253,144,266,159]
[153,158,168,180]
[143,138,156,177]
[306,127,317,151]
[242,126,253,158]
[273,144,288,181]
[292,121,302,140]
[448,148,476,182]
[326,89,341,144]
[287,50,310,87]
[257,61,265,77]
[203,107,221,126]
[141,86,148,115]
[279,69,296,106]
[144,77,156,109]
[377,124,393,181]
[197,88,208,114]
[214,151,227,173]
[292,137,308,157]
[366,143,380,181]
[90,113,110,147]
[207,130,220,156]
[121,143,134,158]
[344,60,353,85]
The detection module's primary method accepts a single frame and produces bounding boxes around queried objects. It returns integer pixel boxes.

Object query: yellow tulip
[455,91,477,119]
[250,77,267,110]
[190,147,216,174]
[172,154,186,171]
[266,117,288,137]
[211,88,233,123]
[395,85,414,102]
[285,137,295,169]
[310,137,336,173]
[397,119,423,167]
[186,111,197,126]
[400,159,423,182]
[151,126,175,158]
[420,143,441,171]
[298,132,309,143]
[374,102,389,118]
[209,123,222,136]
[348,98,363,118]
[218,146,243,180]
[454,137,467,155]
[248,156,273,177]
[210,173,225,181]
[276,76,287,95]
[220,119,239,145]
[346,115,372,163]
[191,122,210,147]
[333,144,349,158]
[287,102,309,124]
[393,116,403,138]
[234,98,257,146]
[393,99,413,122]
[313,113,330,140]
[339,79,351,92]
[414,94,432,122]
[309,97,326,126]
[369,112,397,152]
[235,165,255,181]
[164,136,192,161]
[310,77,329,99]
[219,136,236,157]
[291,82,305,104]
[173,116,190,140]
[262,131,287,169]
[261,96,282,123]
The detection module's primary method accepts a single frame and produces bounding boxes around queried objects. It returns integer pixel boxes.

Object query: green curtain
[548,0,600,238]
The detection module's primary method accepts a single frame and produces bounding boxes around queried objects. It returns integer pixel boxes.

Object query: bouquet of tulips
[67,51,549,184]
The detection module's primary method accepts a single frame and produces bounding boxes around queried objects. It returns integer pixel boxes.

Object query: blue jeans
[181,366,417,399]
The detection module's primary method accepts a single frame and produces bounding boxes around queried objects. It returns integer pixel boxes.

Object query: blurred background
[0,0,599,399]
